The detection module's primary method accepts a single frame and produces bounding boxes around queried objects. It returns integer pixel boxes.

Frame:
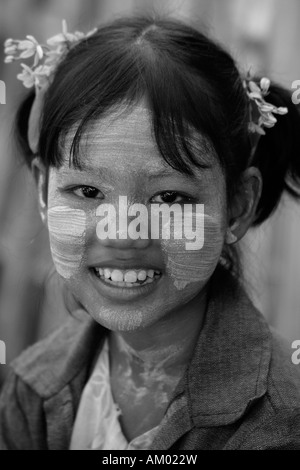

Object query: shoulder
[202,266,300,449]
[0,313,106,450]
[10,313,107,398]
[231,330,300,450]
[0,366,47,449]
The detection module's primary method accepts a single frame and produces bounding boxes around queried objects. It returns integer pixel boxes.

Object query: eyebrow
[70,162,210,180]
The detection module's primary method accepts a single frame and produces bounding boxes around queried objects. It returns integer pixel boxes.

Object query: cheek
[161,213,225,290]
[47,206,87,279]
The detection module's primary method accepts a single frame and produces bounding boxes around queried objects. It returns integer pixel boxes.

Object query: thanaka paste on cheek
[47,206,87,279]
[161,212,225,290]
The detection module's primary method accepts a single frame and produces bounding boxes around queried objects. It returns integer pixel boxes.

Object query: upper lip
[90,259,163,272]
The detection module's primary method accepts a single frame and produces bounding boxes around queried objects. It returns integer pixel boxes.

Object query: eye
[151,191,194,204]
[72,186,104,199]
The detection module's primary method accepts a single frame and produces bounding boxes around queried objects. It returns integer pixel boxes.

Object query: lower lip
[89,269,163,302]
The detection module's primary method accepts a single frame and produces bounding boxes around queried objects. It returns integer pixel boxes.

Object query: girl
[1,14,300,450]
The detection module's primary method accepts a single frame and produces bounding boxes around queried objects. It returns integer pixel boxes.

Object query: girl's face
[46,102,228,331]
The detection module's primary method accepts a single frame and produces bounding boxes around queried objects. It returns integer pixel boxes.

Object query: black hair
[15,14,300,274]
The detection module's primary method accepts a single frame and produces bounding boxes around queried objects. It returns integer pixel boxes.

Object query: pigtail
[250,82,300,225]
[14,89,36,167]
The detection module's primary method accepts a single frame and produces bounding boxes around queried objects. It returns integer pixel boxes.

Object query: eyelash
[66,186,104,200]
[150,191,196,205]
[64,186,196,204]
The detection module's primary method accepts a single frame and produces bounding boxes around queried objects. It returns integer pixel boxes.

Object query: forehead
[60,101,221,183]
[63,103,168,174]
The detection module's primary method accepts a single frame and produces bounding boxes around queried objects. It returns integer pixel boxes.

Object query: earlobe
[225,167,262,244]
[225,222,239,245]
[31,157,48,225]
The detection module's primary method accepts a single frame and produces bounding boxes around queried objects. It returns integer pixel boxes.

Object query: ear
[31,157,48,224]
[225,166,262,244]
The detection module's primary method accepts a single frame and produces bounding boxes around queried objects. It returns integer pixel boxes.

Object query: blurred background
[0,0,300,384]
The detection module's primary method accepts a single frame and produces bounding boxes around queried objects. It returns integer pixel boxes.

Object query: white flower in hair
[3,20,97,90]
[16,63,52,89]
[3,20,98,154]
[4,35,44,68]
[47,20,97,46]
[243,75,288,136]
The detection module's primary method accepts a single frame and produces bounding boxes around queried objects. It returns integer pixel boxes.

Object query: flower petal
[263,121,276,128]
[265,113,277,123]
[26,35,38,44]
[20,49,35,59]
[4,38,14,47]
[259,104,276,113]
[18,40,35,50]
[62,20,68,35]
[4,56,14,63]
[36,45,44,59]
[33,53,40,68]
[249,81,261,93]
[47,33,66,46]
[276,107,288,115]
[73,31,85,40]
[20,62,33,72]
[260,78,270,94]
[248,122,257,133]
[86,28,98,38]
[254,124,266,135]
[17,72,35,88]
[248,91,262,100]
[4,45,18,54]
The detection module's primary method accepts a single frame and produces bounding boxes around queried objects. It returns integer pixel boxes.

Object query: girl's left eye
[151,191,193,204]
[72,186,104,199]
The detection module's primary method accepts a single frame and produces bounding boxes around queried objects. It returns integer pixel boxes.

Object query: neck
[109,285,209,376]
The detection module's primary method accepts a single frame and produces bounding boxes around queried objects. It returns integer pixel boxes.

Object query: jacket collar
[181,264,272,426]
[149,266,272,449]
[12,312,107,398]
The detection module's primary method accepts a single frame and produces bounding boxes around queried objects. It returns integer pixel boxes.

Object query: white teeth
[104,268,111,279]
[124,271,137,283]
[111,270,124,282]
[137,270,147,281]
[95,267,161,284]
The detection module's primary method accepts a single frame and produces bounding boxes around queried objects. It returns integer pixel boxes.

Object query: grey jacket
[1,265,300,450]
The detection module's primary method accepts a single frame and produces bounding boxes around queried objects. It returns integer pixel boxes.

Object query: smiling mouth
[93,267,162,288]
